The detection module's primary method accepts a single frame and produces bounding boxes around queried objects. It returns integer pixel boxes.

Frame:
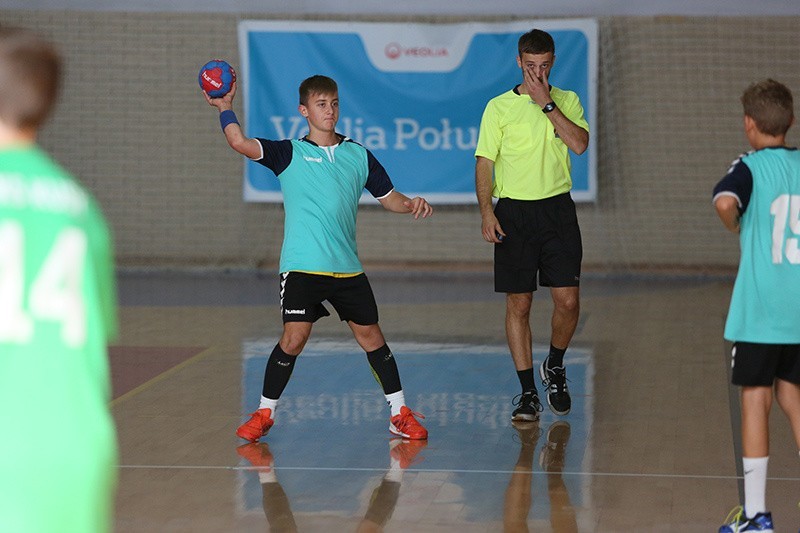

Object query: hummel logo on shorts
[284,309,306,315]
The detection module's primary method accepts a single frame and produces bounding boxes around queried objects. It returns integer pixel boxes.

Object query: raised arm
[525,68,589,155]
[378,190,433,219]
[204,81,262,160]
[543,103,589,155]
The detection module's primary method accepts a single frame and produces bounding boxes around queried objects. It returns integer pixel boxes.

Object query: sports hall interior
[4,5,800,532]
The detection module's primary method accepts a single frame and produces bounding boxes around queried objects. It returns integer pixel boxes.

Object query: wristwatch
[542,102,556,113]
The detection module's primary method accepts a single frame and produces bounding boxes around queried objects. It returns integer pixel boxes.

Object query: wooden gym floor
[110,270,800,532]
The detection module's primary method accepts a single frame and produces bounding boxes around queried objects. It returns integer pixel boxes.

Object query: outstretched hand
[403,197,433,219]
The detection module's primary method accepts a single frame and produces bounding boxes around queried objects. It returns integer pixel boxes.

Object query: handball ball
[198,59,236,98]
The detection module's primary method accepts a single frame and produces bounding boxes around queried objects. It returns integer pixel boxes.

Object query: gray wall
[9,0,800,16]
[4,11,799,271]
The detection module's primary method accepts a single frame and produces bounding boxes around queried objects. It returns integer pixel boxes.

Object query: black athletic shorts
[731,342,800,386]
[494,193,583,293]
[280,271,379,325]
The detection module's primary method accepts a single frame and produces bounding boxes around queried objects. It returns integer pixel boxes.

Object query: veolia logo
[384,42,449,60]
[385,42,402,59]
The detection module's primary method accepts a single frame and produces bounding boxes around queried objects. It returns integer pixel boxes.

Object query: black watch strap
[542,101,556,113]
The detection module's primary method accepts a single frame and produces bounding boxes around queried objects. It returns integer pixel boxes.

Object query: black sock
[262,344,297,399]
[516,368,537,393]
[547,345,567,368]
[367,344,402,394]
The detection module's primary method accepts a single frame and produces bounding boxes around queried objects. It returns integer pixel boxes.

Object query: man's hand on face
[524,66,551,108]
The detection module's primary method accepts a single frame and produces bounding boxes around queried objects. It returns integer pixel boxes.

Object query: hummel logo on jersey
[276,360,291,367]
[303,155,323,163]
[284,309,306,315]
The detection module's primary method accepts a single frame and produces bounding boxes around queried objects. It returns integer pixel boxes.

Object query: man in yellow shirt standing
[475,28,589,421]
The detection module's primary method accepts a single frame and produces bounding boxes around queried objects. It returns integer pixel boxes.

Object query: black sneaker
[511,391,543,421]
[540,359,571,415]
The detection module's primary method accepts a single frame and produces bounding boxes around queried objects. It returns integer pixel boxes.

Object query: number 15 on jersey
[770,194,800,265]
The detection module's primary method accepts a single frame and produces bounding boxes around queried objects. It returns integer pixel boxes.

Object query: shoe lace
[543,366,569,392]
[721,505,744,526]
[512,392,543,412]
[397,409,425,428]
[252,409,273,428]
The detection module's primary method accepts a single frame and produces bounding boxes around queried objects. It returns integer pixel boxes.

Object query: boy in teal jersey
[713,79,800,533]
[0,28,118,532]
[204,75,432,441]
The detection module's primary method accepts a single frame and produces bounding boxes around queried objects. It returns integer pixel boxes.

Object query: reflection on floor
[112,271,800,532]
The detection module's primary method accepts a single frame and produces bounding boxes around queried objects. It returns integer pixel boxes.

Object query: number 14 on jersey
[0,221,87,348]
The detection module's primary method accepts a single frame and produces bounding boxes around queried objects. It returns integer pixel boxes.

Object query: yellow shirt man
[475,85,588,200]
[474,28,589,423]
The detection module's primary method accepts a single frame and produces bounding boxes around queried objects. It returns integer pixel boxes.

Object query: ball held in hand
[198,59,236,98]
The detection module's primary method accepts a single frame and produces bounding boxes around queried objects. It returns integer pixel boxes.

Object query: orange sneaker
[389,438,428,469]
[236,408,274,442]
[389,406,428,440]
[236,442,274,473]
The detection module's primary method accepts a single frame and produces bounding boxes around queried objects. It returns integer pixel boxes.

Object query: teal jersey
[254,136,394,273]
[0,145,118,532]
[714,147,800,343]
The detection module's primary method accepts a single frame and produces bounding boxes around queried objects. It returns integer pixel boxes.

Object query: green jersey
[0,145,118,532]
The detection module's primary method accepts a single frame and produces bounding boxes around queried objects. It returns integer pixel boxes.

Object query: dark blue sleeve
[364,149,394,198]
[254,139,293,176]
[713,156,753,212]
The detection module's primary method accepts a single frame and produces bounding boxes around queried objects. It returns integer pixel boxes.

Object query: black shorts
[494,193,583,293]
[280,271,379,325]
[731,342,800,386]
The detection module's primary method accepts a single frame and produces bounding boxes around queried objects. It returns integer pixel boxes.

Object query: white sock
[743,456,768,518]
[385,391,405,417]
[259,396,278,412]
[258,471,277,484]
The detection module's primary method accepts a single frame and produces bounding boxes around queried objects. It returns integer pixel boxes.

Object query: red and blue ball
[198,60,236,98]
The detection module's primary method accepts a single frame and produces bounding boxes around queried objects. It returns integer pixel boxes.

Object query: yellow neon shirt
[475,86,589,200]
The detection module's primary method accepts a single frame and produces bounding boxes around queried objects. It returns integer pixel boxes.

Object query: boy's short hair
[299,75,338,106]
[741,79,794,137]
[0,27,61,130]
[518,29,555,57]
